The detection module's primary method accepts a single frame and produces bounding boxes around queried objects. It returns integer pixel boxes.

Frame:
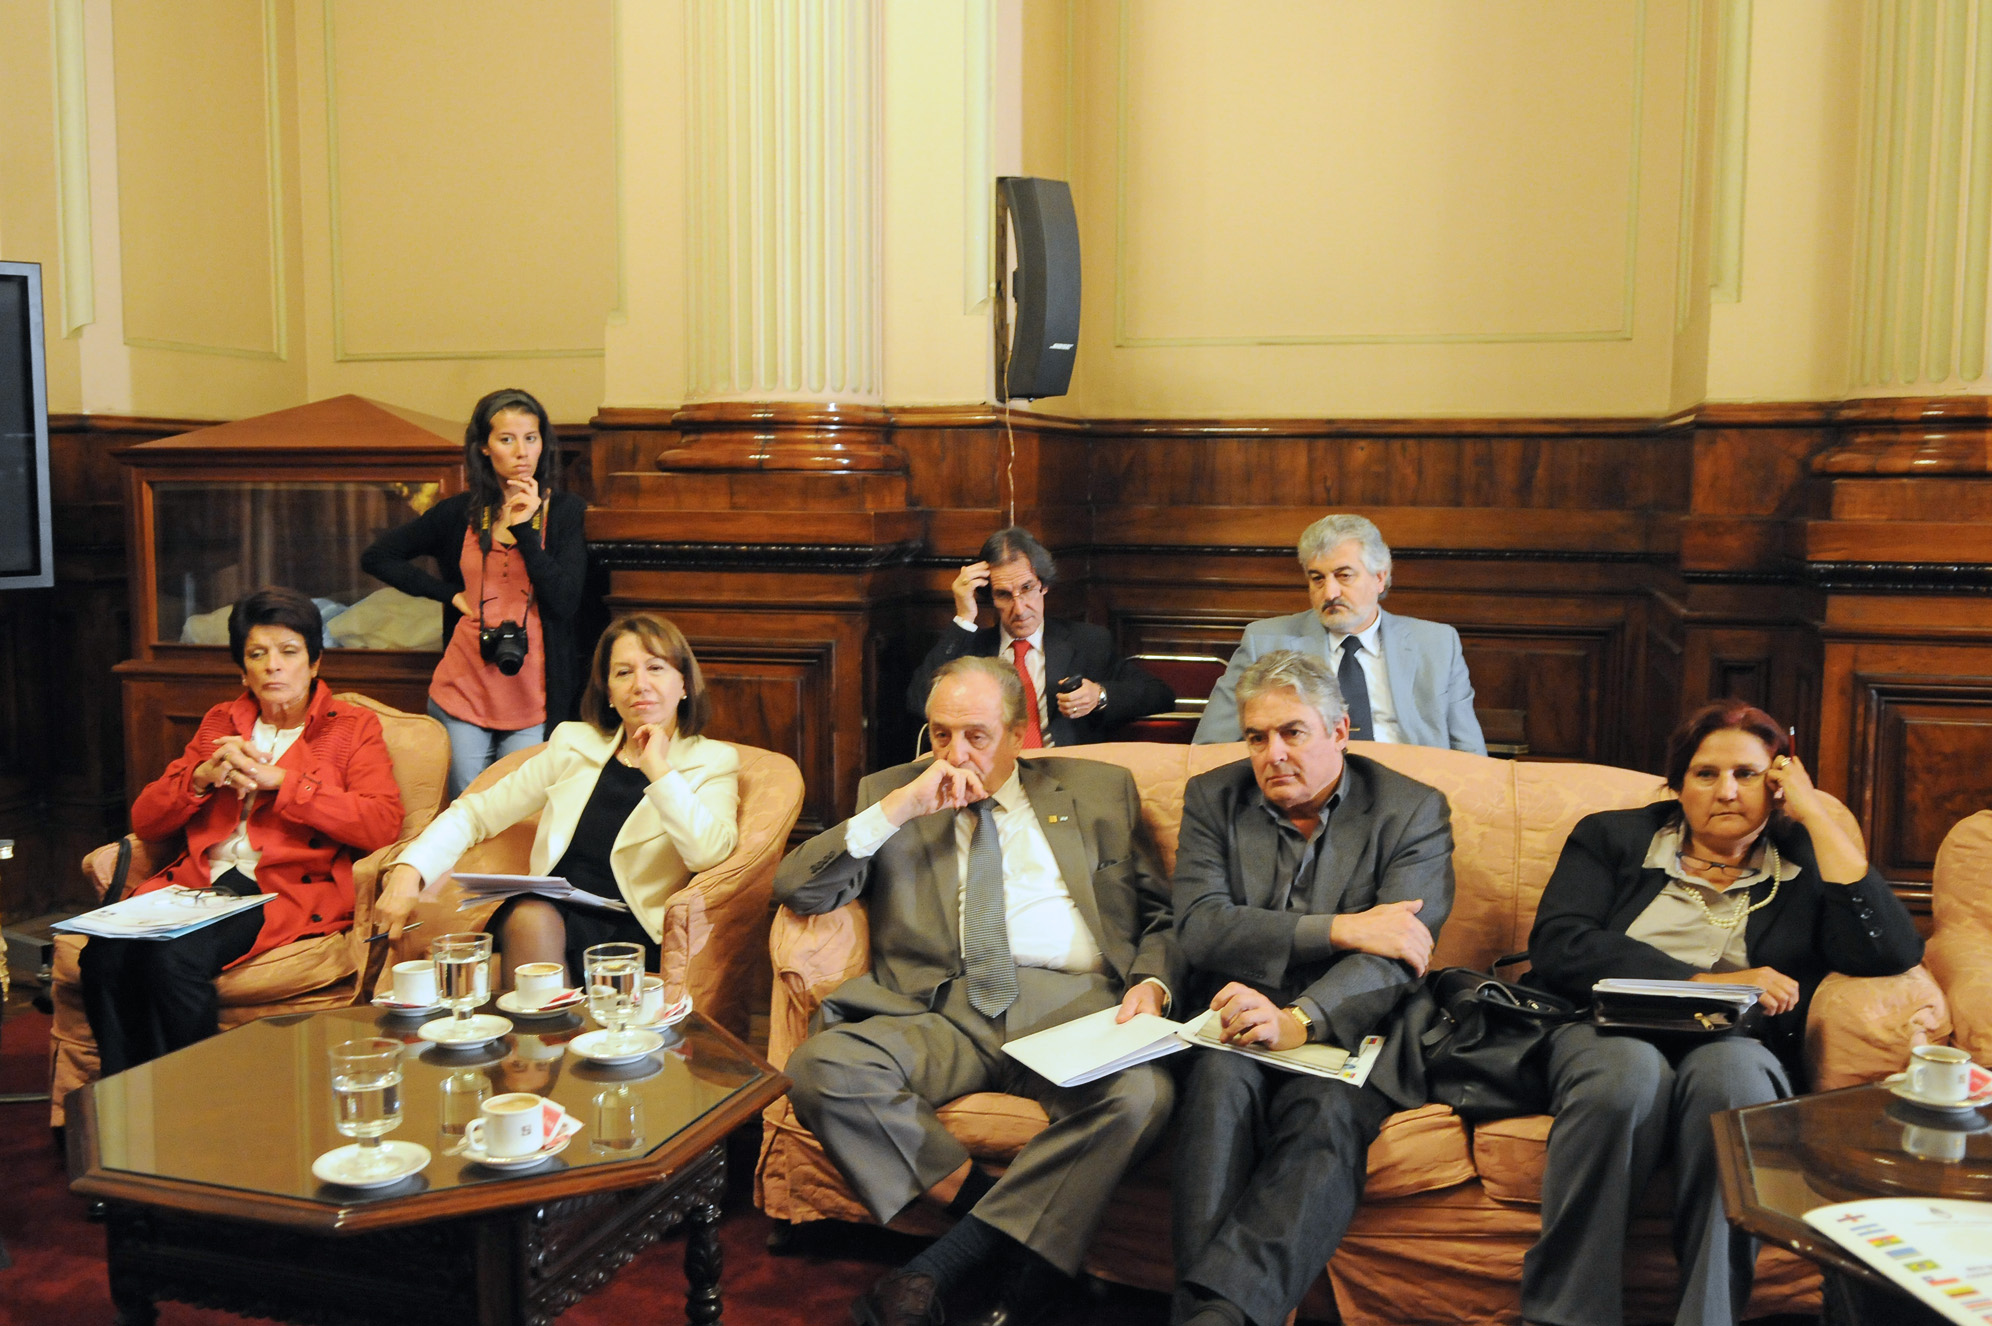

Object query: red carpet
[0,1000,1168,1325]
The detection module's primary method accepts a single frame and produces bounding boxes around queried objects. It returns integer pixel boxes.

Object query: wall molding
[320,0,619,362]
[1110,0,1650,348]
[118,0,288,361]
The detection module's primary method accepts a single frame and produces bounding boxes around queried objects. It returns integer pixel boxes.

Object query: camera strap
[476,501,544,637]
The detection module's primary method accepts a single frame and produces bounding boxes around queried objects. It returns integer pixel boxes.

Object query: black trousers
[78,901,267,1076]
[1170,1052,1395,1326]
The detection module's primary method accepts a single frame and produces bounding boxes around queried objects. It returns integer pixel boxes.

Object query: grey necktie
[961,798,1018,1018]
[1338,636,1373,742]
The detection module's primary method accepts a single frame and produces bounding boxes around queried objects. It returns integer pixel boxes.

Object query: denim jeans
[427,699,541,799]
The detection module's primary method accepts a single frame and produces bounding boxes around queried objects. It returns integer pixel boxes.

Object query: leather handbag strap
[104,837,134,904]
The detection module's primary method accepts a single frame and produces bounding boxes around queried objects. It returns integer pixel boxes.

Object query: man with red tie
[908,527,1174,747]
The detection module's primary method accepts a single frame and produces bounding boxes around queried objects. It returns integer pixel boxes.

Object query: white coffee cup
[392,960,438,1006]
[1910,1044,1974,1103]
[1902,1123,1968,1163]
[514,962,566,1007]
[638,974,668,1024]
[464,1091,548,1158]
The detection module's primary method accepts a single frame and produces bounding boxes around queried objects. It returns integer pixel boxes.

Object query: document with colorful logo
[1804,1198,1992,1325]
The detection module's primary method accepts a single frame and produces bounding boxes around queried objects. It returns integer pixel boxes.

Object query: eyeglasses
[1677,852,1757,880]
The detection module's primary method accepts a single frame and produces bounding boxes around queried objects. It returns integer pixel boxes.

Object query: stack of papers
[1002,1006,1384,1089]
[1593,977,1762,1008]
[1804,1199,1992,1325]
[447,872,628,913]
[54,887,273,941]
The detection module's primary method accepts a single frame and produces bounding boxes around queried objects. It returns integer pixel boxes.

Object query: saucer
[312,1140,431,1189]
[417,1013,514,1047]
[453,1131,575,1169]
[1885,1073,1992,1113]
[571,1029,665,1065]
[372,996,445,1018]
[626,994,693,1032]
[496,989,585,1018]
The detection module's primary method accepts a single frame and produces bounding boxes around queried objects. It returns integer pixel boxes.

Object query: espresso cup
[463,1091,548,1158]
[638,974,668,1024]
[1910,1044,1974,1103]
[391,960,438,1006]
[514,962,566,1007]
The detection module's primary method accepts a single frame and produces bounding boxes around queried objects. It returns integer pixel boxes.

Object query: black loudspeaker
[998,176,1080,401]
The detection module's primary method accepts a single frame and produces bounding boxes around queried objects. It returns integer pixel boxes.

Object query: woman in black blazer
[1519,700,1921,1326]
[362,388,587,797]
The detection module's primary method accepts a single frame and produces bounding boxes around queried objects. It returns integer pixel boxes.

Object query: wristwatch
[1283,1004,1314,1040]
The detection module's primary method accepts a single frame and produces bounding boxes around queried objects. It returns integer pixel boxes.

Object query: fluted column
[1848,0,1992,394]
[664,0,894,472]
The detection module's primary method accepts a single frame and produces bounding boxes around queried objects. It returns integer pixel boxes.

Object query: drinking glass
[432,931,493,1035]
[585,942,646,1053]
[329,1038,404,1176]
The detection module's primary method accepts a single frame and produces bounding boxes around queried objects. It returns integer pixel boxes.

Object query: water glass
[591,1085,644,1155]
[432,931,493,1030]
[584,942,646,1052]
[329,1038,404,1175]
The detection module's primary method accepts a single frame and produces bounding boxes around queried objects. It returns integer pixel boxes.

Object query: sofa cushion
[1468,1112,1554,1204]
[1931,810,1992,1062]
[1365,1103,1476,1199]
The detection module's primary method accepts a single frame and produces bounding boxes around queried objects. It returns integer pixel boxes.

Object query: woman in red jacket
[80,588,405,1073]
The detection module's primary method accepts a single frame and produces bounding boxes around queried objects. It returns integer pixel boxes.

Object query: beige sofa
[755,741,1952,1324]
[48,693,450,1128]
[382,738,806,1040]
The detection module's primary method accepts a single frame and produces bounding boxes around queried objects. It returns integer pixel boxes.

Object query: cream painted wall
[0,0,81,413]
[602,0,688,410]
[1052,0,1713,419]
[1704,1,1864,402]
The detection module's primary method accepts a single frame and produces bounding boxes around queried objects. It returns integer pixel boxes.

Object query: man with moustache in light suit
[1194,514,1486,755]
[780,655,1184,1326]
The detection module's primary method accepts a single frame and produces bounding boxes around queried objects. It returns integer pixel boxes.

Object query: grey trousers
[1170,1052,1394,1326]
[1521,1024,1789,1326]
[784,983,1175,1276]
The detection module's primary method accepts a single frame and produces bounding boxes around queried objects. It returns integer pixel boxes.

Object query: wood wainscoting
[589,398,1992,911]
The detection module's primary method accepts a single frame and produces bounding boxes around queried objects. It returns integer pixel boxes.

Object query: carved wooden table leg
[109,1278,157,1326]
[684,1197,723,1325]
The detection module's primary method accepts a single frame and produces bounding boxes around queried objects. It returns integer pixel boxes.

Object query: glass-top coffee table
[1713,1082,1992,1325]
[67,1004,788,1325]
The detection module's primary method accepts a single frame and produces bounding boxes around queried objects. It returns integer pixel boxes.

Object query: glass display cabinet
[116,395,465,788]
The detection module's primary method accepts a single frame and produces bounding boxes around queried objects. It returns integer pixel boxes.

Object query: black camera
[479,619,530,676]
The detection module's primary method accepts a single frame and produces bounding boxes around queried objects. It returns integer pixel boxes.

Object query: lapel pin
[1046,814,1068,823]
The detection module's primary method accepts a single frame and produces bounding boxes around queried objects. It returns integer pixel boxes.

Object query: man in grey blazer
[779,655,1185,1326]
[1194,514,1486,754]
[1171,650,1454,1326]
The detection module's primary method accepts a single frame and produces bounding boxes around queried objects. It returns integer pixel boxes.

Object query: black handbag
[1420,955,1581,1122]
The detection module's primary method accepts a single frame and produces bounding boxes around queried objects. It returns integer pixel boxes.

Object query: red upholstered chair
[47,693,450,1127]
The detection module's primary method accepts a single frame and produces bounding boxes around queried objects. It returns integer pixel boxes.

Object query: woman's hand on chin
[627,722,676,783]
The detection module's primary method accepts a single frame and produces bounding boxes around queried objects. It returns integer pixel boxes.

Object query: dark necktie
[1338,636,1373,742]
[961,798,1018,1017]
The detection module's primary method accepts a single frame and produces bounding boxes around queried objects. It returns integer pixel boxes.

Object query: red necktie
[1011,639,1044,749]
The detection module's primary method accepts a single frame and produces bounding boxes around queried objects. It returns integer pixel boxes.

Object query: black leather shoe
[852,1270,945,1326]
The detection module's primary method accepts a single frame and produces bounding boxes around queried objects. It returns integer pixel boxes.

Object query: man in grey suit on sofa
[1194,514,1486,754]
[1171,649,1454,1326]
[779,655,1185,1326]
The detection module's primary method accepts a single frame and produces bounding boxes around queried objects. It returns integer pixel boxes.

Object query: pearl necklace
[1674,841,1782,931]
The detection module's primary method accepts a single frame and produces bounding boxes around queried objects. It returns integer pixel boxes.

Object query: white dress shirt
[1328,614,1405,744]
[205,719,306,884]
[844,768,1105,974]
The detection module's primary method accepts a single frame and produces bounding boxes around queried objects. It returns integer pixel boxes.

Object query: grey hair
[1234,649,1347,732]
[1296,513,1392,587]
[929,655,1026,729]
[979,526,1056,587]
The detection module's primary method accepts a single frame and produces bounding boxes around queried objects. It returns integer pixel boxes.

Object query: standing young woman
[363,388,586,797]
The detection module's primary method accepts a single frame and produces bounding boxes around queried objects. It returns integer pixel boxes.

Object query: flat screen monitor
[0,260,54,590]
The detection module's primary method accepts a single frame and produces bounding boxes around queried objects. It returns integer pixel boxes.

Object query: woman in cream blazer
[379,613,739,989]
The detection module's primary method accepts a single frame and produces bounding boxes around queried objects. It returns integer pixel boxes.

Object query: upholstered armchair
[386,739,804,1040]
[47,693,450,1127]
